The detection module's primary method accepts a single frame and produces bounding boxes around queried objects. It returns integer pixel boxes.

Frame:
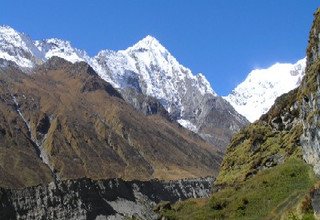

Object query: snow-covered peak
[0,25,44,67]
[124,35,176,70]
[35,38,90,63]
[93,35,216,117]
[126,35,164,52]
[0,27,216,123]
[224,58,306,122]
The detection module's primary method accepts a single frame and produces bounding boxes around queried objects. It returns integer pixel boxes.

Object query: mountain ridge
[0,25,248,151]
[0,56,223,188]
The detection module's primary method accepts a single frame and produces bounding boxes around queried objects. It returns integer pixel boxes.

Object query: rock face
[120,88,171,120]
[0,177,214,220]
[191,95,247,151]
[0,57,222,188]
[0,26,248,151]
[300,8,320,175]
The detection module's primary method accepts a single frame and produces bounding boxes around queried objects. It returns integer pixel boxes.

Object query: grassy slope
[161,158,317,220]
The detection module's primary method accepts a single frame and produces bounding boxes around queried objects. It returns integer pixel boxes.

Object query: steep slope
[35,38,90,63]
[225,58,306,122]
[160,8,320,220]
[300,7,320,176]
[0,26,44,68]
[0,27,249,151]
[0,57,222,188]
[92,36,216,117]
[39,35,248,150]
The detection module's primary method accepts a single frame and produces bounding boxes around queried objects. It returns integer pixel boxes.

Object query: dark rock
[81,76,123,99]
[121,88,171,120]
[0,177,214,220]
[36,113,50,135]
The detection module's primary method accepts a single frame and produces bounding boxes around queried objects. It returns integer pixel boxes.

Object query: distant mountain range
[0,25,249,151]
[0,25,307,147]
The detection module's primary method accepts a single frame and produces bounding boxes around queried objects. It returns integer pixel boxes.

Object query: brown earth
[0,57,222,188]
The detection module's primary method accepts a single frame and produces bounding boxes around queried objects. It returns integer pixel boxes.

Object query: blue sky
[1,1,319,95]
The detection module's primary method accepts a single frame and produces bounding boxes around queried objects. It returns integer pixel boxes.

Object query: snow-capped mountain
[224,58,306,122]
[92,35,216,118]
[33,34,216,121]
[0,26,44,68]
[0,25,248,150]
[35,38,90,63]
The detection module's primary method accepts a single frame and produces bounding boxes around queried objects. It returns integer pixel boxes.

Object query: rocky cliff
[300,8,320,175]
[0,177,214,220]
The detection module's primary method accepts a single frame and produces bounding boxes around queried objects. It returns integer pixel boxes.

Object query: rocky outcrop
[300,8,320,175]
[0,177,214,220]
[120,88,171,120]
[193,96,248,152]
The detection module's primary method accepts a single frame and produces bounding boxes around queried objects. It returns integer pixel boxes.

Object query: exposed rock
[0,177,214,220]
[36,113,50,135]
[192,96,248,152]
[300,8,320,175]
[120,88,171,120]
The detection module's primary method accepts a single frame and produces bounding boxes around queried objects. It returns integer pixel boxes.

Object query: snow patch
[177,119,198,133]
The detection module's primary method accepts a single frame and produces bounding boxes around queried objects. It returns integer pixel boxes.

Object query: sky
[0,1,319,95]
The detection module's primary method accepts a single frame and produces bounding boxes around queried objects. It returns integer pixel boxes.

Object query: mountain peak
[140,35,159,44]
[0,25,16,32]
[224,58,306,122]
[0,25,23,40]
[35,38,89,64]
[0,25,44,67]
[127,35,165,52]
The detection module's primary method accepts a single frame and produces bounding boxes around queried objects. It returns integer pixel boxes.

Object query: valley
[0,5,319,220]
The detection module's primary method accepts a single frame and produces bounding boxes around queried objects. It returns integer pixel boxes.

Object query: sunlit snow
[224,58,306,122]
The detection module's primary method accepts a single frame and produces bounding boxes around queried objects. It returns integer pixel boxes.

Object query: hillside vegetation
[159,8,320,220]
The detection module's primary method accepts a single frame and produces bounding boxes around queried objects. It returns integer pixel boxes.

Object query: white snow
[177,119,198,133]
[35,38,91,64]
[1,25,304,125]
[224,58,306,122]
[0,26,217,130]
[0,25,44,68]
[91,35,216,116]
